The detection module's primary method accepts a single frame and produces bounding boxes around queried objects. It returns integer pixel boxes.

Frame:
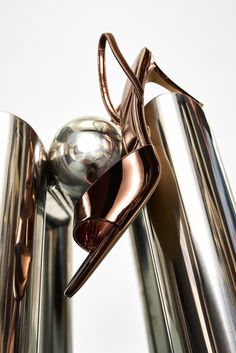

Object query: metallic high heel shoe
[65,33,200,297]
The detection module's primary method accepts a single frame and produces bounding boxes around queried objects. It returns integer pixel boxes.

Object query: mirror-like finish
[0,112,47,353]
[49,117,122,200]
[131,209,188,353]
[65,145,160,297]
[39,192,72,353]
[132,93,236,353]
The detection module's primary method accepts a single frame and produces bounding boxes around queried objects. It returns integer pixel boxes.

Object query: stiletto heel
[65,33,200,297]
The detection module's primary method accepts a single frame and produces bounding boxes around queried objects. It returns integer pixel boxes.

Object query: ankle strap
[98,33,143,124]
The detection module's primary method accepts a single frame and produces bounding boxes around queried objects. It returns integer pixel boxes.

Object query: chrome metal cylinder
[0,112,47,353]
[39,191,72,353]
[132,93,236,353]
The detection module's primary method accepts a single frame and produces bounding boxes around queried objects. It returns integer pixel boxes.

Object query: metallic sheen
[48,117,122,200]
[0,112,47,353]
[132,93,236,353]
[65,145,160,297]
[39,191,72,353]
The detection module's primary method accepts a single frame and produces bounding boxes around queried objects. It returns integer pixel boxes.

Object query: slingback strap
[98,33,144,124]
[98,33,203,124]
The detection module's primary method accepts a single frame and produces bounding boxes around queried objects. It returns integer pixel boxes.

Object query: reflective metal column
[132,93,236,353]
[38,191,72,353]
[0,112,47,353]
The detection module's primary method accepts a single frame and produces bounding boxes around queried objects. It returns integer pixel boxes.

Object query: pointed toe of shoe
[66,145,161,295]
[73,218,118,251]
[73,145,160,252]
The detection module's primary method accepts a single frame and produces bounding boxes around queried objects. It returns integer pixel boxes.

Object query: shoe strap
[98,33,143,124]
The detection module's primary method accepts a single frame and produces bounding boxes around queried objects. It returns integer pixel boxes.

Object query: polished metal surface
[0,112,47,353]
[1,32,235,353]
[39,192,72,353]
[132,93,236,353]
[131,209,188,353]
[49,117,122,200]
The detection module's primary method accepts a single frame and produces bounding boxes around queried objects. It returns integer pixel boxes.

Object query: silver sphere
[49,117,122,200]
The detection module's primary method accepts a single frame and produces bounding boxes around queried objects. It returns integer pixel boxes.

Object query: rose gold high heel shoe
[65,33,200,297]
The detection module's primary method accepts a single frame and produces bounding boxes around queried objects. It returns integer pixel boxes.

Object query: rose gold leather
[65,148,160,297]
[98,33,143,123]
[65,33,200,297]
[98,33,202,153]
[73,145,160,251]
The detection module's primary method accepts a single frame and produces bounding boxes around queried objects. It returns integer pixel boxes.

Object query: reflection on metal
[132,93,236,353]
[65,144,160,297]
[39,191,72,353]
[0,112,47,353]
[1,94,235,353]
[0,113,73,353]
[48,117,122,200]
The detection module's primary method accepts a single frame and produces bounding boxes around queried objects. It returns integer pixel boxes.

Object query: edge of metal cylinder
[131,92,236,353]
[0,112,72,353]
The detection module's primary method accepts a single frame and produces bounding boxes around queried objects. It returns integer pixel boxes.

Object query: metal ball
[49,116,122,200]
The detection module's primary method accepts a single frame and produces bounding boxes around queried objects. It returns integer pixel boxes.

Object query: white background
[0,1,235,352]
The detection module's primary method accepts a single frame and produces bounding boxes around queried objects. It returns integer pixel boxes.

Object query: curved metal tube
[132,93,236,353]
[0,113,73,353]
[0,112,47,353]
